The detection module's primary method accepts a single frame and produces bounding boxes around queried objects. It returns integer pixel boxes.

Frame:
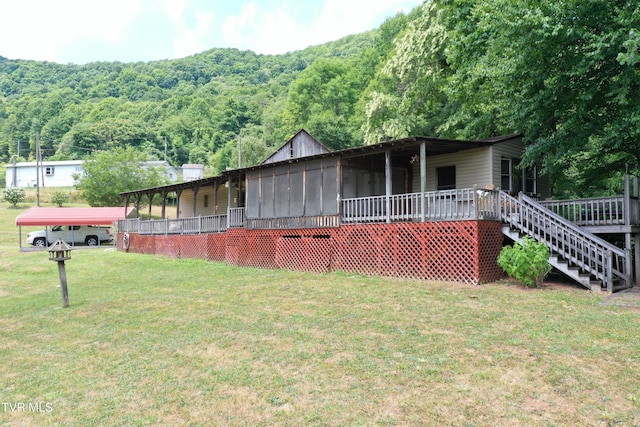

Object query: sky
[0,0,423,65]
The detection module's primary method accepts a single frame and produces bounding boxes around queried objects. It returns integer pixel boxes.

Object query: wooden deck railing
[341,188,501,223]
[539,197,630,226]
[501,192,630,291]
[118,189,503,234]
[118,214,228,235]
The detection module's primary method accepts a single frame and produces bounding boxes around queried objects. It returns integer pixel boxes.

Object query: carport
[16,207,136,250]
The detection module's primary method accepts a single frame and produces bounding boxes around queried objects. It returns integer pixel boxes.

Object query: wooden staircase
[499,192,632,292]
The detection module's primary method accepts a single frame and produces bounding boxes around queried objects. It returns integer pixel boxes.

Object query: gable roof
[16,207,136,226]
[261,129,331,165]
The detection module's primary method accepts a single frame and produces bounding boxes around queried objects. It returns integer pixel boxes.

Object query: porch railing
[341,188,500,223]
[118,189,503,234]
[228,207,246,228]
[118,214,228,235]
[538,196,634,227]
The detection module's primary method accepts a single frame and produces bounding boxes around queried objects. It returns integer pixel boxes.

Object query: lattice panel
[275,234,336,273]
[207,234,226,262]
[475,221,504,283]
[118,219,503,285]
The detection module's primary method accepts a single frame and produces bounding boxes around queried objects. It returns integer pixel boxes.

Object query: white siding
[179,184,231,217]
[411,147,493,192]
[5,162,83,188]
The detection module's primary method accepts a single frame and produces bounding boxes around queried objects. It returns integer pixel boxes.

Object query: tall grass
[1,199,640,426]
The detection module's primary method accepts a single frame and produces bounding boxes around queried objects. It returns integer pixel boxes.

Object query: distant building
[143,161,179,183]
[5,160,178,188]
[5,160,84,188]
[181,164,204,181]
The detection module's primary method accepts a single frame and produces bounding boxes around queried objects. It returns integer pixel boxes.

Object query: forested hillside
[0,9,415,175]
[1,1,639,197]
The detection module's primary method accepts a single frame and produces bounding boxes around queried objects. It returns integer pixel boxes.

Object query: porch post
[175,189,182,219]
[147,191,153,220]
[385,149,392,223]
[337,157,342,225]
[634,234,640,286]
[213,181,218,215]
[420,142,426,222]
[135,194,142,218]
[192,184,200,217]
[227,176,233,228]
[161,191,167,219]
[624,173,631,227]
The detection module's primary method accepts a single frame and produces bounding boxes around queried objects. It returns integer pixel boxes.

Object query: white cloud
[0,0,423,63]
[0,0,143,62]
[220,0,422,55]
[172,11,216,58]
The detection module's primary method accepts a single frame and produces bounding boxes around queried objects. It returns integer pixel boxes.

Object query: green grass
[1,200,640,425]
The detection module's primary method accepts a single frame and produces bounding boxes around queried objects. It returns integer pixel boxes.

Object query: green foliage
[2,187,26,208]
[365,0,640,197]
[2,1,636,198]
[0,31,382,169]
[51,191,68,207]
[74,147,169,206]
[498,237,552,288]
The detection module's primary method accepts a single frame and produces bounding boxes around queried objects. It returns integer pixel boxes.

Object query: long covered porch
[118,187,502,235]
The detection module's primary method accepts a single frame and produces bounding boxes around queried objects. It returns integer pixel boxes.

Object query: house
[142,161,179,183]
[5,160,179,188]
[181,164,205,181]
[5,160,84,188]
[117,130,639,292]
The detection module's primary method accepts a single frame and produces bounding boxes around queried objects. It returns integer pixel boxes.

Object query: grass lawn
[1,200,640,426]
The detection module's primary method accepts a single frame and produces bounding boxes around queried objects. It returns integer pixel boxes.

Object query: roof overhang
[119,133,523,197]
[16,207,136,226]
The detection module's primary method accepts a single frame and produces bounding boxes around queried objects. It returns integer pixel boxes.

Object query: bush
[2,188,26,208]
[497,236,551,288]
[51,191,68,207]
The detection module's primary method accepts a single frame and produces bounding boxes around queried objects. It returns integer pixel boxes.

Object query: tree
[2,188,26,208]
[74,147,168,206]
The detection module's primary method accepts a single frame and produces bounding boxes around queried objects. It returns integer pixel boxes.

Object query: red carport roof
[16,207,136,226]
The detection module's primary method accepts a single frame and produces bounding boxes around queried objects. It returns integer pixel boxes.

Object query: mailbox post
[48,239,73,308]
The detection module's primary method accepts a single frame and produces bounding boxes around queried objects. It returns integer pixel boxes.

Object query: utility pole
[164,136,167,162]
[237,134,242,168]
[36,132,40,207]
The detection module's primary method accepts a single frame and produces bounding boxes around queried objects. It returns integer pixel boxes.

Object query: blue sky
[0,0,423,64]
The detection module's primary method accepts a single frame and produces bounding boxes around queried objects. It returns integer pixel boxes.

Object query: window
[204,194,209,208]
[436,166,456,190]
[501,158,513,193]
[523,165,537,195]
[45,166,55,176]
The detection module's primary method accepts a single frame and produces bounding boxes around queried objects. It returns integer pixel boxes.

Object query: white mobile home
[5,160,84,188]
[5,160,179,188]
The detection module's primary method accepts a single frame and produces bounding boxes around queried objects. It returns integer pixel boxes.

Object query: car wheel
[85,236,99,246]
[33,238,47,247]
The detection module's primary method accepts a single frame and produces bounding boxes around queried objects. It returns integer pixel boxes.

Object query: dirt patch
[600,287,640,309]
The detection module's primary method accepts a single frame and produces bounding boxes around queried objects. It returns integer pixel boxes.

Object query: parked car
[26,225,113,247]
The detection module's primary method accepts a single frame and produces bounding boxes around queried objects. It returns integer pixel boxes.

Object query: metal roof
[16,207,136,226]
[119,133,522,197]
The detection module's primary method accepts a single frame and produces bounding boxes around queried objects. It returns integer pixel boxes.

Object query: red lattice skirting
[118,221,503,285]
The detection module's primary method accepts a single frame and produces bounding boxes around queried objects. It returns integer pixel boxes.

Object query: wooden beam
[385,149,392,223]
[420,142,426,222]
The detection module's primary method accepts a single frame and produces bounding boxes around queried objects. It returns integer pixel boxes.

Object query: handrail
[539,196,626,226]
[501,192,629,290]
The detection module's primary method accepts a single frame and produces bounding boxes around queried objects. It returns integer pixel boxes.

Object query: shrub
[2,188,26,208]
[51,191,68,207]
[497,236,551,288]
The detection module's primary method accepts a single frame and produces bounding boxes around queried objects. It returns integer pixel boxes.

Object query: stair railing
[500,191,630,291]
